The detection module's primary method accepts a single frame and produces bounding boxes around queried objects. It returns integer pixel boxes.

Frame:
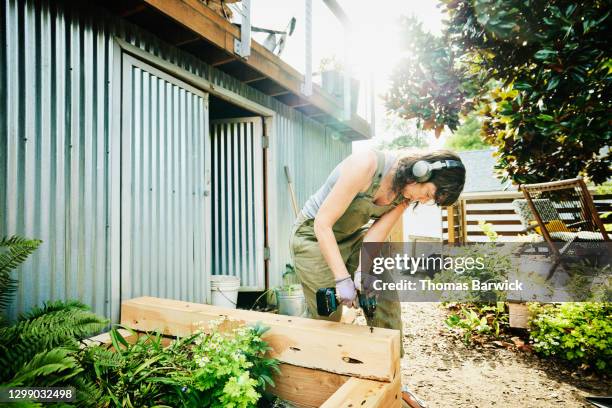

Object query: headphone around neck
[412,160,464,183]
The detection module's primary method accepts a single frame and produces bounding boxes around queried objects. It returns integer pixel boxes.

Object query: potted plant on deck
[319,55,360,115]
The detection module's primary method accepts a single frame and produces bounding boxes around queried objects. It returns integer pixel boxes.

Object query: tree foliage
[377,114,429,150]
[387,1,611,184]
[385,17,475,138]
[445,112,489,151]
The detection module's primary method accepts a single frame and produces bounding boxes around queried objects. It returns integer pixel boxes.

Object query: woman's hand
[354,270,377,299]
[335,276,357,307]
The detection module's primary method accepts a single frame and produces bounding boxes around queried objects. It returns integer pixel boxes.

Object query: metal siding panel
[120,56,209,305]
[267,113,350,289]
[210,118,264,290]
[2,0,350,319]
[2,1,115,318]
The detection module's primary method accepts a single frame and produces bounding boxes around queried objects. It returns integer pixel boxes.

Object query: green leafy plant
[319,55,343,72]
[0,235,107,407]
[377,114,429,150]
[80,319,280,407]
[444,112,489,151]
[528,302,612,372]
[445,302,508,345]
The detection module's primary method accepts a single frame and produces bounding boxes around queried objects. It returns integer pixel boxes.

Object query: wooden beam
[308,112,327,118]
[211,57,237,67]
[320,376,401,408]
[118,3,147,17]
[243,76,267,84]
[121,297,400,381]
[277,93,312,108]
[271,364,350,408]
[269,90,290,97]
[175,36,200,46]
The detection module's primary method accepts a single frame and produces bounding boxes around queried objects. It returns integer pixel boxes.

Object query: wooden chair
[516,177,610,278]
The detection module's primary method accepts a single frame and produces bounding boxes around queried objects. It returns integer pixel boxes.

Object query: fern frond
[0,303,107,381]
[20,300,90,320]
[0,236,42,314]
[8,347,82,386]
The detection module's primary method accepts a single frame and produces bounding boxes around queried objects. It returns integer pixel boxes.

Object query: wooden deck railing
[442,190,612,243]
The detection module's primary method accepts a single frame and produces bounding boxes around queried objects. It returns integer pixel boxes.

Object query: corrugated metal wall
[120,59,210,304]
[1,0,114,318]
[0,0,351,320]
[211,118,265,290]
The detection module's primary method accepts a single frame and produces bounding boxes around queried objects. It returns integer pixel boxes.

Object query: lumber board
[81,329,134,348]
[81,329,173,349]
[509,302,529,329]
[121,296,401,381]
[320,375,401,408]
[270,364,350,408]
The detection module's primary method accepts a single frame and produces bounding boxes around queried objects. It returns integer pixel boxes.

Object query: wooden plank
[270,364,350,408]
[466,209,516,215]
[320,375,401,408]
[81,329,174,349]
[121,297,401,381]
[442,230,524,237]
[81,329,135,348]
[459,199,468,242]
[446,205,456,243]
[508,302,529,329]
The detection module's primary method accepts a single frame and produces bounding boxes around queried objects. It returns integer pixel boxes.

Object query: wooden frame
[87,297,402,407]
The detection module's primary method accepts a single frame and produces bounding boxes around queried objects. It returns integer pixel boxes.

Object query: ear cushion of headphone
[412,161,431,182]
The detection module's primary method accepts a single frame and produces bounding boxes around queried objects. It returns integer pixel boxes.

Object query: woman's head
[392,150,466,207]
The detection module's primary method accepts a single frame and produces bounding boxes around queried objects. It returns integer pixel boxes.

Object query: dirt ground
[399,303,611,408]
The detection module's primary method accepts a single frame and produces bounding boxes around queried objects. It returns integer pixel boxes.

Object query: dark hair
[392,150,466,207]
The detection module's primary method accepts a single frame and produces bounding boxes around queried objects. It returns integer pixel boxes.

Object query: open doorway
[209,95,267,293]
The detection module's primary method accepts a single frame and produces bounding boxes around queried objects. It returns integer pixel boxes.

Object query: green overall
[290,151,404,348]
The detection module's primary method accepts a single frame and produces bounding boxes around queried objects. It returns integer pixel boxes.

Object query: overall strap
[366,150,387,197]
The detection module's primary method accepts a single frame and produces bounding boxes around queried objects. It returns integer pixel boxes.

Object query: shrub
[528,302,612,372]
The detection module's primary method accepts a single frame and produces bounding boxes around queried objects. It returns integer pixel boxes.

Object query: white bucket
[210,275,240,309]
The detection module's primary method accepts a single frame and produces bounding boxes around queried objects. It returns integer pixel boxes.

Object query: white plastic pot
[275,285,307,317]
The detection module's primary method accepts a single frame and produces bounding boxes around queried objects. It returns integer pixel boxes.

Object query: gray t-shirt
[301,152,397,218]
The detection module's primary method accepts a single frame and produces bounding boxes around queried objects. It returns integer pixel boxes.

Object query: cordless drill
[316,287,377,318]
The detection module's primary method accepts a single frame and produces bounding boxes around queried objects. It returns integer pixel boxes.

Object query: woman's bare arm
[363,201,408,243]
[313,151,377,280]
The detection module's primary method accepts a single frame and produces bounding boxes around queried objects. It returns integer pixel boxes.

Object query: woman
[290,149,466,337]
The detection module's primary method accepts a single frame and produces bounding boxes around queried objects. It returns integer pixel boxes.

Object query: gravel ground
[400,303,611,408]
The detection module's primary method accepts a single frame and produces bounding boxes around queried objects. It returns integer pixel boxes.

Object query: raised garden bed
[88,297,402,407]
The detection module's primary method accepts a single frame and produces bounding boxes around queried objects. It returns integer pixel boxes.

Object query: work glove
[334,276,357,307]
[354,270,378,299]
